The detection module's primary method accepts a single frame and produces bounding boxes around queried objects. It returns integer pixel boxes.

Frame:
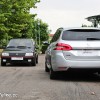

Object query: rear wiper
[87,38,100,40]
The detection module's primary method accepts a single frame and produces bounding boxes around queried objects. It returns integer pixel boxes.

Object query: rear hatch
[61,29,100,60]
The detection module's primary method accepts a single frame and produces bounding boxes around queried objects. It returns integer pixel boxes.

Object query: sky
[30,0,100,33]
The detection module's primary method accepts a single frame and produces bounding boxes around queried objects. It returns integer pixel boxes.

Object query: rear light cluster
[54,43,72,51]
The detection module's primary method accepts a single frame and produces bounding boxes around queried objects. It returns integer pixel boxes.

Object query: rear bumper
[51,53,100,71]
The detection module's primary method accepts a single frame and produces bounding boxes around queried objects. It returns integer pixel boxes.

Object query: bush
[41,45,48,54]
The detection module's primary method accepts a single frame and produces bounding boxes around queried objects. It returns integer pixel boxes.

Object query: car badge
[16,53,18,55]
[87,43,90,47]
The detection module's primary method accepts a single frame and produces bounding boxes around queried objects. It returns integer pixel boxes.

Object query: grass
[0,49,3,52]
[0,49,3,56]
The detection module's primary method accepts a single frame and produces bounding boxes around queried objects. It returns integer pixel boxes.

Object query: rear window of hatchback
[62,29,100,41]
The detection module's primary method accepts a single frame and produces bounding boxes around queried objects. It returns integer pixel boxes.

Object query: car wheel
[50,68,56,80]
[97,71,100,74]
[45,62,49,72]
[31,58,36,66]
[36,56,38,64]
[1,61,6,66]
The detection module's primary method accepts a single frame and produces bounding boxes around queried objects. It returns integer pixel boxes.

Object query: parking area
[0,54,100,100]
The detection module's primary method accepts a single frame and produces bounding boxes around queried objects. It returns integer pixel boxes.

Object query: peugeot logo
[16,53,18,55]
[87,43,90,47]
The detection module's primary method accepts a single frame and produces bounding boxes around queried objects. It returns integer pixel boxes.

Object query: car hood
[2,48,33,53]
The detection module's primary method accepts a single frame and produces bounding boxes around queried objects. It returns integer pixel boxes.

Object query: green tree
[0,0,50,48]
[32,19,49,45]
[0,0,40,40]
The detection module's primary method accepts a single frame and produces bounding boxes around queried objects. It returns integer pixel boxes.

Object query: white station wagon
[45,27,100,79]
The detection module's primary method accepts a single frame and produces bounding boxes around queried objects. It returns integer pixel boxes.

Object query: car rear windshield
[62,29,100,41]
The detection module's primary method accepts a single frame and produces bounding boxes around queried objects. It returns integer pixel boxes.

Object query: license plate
[11,57,23,60]
[78,50,98,56]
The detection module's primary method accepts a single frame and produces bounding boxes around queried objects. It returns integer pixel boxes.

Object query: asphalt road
[0,54,100,100]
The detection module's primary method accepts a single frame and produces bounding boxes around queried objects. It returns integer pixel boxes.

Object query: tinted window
[51,29,62,43]
[62,29,100,40]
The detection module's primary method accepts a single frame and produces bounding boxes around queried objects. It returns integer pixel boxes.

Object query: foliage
[32,19,49,45]
[0,0,39,43]
[0,0,50,48]
[82,24,93,27]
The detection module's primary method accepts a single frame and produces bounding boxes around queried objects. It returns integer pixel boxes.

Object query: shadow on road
[1,63,36,67]
[53,72,100,82]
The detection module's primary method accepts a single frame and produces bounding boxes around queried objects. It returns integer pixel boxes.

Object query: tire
[97,71,100,74]
[36,56,38,64]
[1,61,6,66]
[45,62,49,72]
[31,58,36,66]
[50,68,56,80]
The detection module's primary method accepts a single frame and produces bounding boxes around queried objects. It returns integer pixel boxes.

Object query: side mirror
[43,41,50,45]
[41,41,49,54]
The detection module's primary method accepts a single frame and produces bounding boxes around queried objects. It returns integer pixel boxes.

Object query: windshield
[7,39,34,48]
[62,29,100,41]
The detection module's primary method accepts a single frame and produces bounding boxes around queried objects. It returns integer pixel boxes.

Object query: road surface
[0,54,100,100]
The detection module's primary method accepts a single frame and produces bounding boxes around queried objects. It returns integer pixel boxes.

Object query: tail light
[54,43,72,51]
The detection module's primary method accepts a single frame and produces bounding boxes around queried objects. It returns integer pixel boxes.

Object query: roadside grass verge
[0,49,3,56]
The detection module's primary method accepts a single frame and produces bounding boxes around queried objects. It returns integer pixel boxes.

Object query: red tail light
[54,43,72,51]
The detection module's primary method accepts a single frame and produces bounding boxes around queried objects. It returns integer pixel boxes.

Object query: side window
[50,29,62,43]
[51,33,57,43]
[56,30,62,40]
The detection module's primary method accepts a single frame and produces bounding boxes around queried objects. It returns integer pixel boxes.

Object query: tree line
[0,0,49,47]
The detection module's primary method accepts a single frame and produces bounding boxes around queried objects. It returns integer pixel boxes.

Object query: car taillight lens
[54,43,72,51]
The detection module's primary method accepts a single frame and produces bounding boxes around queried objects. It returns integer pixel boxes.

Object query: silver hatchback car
[45,27,100,79]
